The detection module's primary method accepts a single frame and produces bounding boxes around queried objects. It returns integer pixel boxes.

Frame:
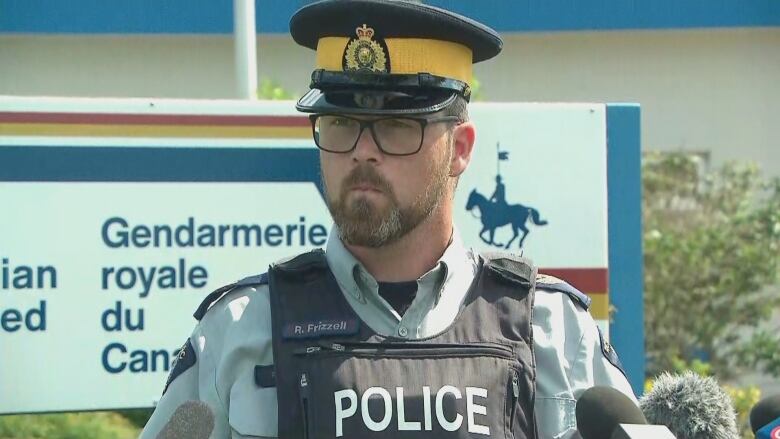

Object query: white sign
[0,98,609,413]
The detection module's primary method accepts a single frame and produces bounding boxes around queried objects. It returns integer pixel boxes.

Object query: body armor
[268,249,539,439]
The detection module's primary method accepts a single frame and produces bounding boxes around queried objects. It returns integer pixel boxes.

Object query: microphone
[750,394,780,439]
[155,400,215,439]
[576,386,676,439]
[639,371,738,439]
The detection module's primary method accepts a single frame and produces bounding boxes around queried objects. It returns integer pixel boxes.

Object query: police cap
[290,0,503,115]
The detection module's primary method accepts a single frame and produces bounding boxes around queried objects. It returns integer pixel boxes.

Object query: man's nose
[351,126,383,163]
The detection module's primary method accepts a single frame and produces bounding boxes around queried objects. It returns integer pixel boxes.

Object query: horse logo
[466,189,548,249]
[465,143,548,249]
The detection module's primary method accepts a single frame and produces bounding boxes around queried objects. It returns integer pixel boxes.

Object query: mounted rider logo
[465,143,548,249]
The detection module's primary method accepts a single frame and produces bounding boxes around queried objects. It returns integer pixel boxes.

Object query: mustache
[341,165,393,194]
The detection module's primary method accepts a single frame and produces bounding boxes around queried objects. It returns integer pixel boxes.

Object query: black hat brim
[296,88,458,116]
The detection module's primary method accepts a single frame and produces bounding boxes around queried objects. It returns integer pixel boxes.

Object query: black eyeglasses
[309,114,461,156]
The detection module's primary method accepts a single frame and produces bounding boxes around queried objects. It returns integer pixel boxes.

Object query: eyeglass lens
[314,115,423,155]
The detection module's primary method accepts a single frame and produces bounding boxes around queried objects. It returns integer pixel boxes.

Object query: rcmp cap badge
[344,24,389,73]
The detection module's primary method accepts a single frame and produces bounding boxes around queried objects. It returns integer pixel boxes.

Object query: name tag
[283,319,359,339]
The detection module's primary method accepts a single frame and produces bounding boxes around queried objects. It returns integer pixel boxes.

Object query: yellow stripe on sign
[316,36,473,85]
[587,293,610,321]
[0,123,311,139]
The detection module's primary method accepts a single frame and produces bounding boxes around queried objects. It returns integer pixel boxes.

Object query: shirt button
[397,327,408,337]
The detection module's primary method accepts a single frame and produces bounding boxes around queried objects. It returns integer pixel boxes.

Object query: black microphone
[750,394,780,438]
[155,400,215,439]
[576,386,676,439]
[639,371,739,439]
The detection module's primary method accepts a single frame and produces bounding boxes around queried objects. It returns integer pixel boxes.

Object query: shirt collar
[325,226,367,302]
[429,230,475,305]
[324,225,474,304]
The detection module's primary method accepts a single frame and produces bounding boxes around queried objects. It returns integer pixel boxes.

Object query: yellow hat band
[315,36,473,86]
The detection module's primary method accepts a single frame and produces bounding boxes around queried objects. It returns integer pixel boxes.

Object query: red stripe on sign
[0,112,310,127]
[538,268,608,294]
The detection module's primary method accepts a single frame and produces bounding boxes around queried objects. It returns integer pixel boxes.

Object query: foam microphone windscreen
[750,394,780,434]
[639,371,738,439]
[155,400,215,439]
[575,386,648,439]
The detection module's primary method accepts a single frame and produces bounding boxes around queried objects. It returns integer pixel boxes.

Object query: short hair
[443,95,469,122]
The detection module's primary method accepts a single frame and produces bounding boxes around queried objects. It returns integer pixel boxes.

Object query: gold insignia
[344,24,388,73]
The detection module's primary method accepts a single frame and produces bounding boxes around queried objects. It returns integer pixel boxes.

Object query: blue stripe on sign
[0,146,324,197]
[606,104,645,396]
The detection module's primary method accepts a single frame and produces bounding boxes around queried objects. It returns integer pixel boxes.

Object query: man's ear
[450,121,476,177]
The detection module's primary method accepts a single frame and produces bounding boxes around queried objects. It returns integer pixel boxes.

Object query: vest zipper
[296,341,514,360]
[299,372,311,439]
[509,368,520,437]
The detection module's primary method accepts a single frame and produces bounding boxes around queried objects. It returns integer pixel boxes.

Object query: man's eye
[384,119,415,129]
[330,117,353,127]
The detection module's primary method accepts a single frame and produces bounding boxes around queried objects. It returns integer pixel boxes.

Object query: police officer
[140,1,636,438]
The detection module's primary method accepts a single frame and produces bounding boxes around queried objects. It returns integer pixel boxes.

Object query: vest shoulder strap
[480,251,536,289]
[192,272,268,321]
[272,248,328,277]
[535,273,591,311]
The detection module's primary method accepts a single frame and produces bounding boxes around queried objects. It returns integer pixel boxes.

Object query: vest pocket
[293,341,523,439]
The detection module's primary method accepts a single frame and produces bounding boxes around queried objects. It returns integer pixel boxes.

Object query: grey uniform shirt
[140,230,636,439]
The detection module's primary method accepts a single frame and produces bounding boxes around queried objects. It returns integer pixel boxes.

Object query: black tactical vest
[268,249,538,439]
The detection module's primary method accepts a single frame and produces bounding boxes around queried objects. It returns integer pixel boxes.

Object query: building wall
[481,28,780,176]
[1,28,778,176]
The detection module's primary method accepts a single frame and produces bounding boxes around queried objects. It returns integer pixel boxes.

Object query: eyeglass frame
[308,113,463,156]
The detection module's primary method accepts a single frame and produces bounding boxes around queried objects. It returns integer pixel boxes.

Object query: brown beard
[324,152,451,248]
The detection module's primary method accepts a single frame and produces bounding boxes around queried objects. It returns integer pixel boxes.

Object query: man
[141,1,636,438]
[490,175,507,208]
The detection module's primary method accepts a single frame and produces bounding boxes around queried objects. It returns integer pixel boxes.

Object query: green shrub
[0,412,140,439]
[114,408,153,430]
[643,152,780,378]
[257,77,295,100]
[723,383,762,439]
